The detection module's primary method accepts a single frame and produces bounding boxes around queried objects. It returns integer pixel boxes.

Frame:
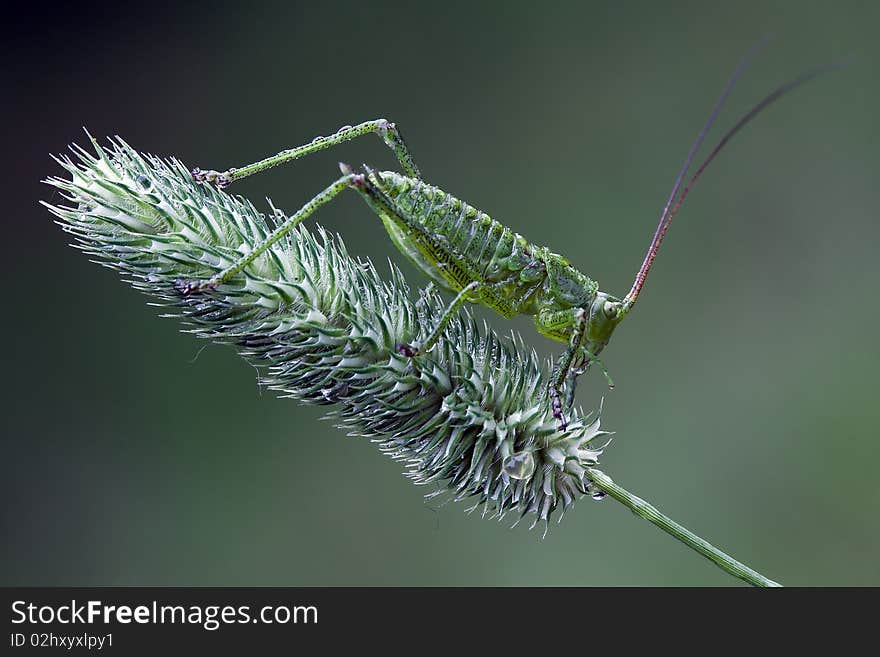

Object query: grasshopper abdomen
[367,170,559,321]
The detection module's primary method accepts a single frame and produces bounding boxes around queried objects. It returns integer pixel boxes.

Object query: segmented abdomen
[373,171,545,316]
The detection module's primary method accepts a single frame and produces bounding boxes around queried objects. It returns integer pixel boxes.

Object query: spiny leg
[177,173,359,294]
[563,367,580,415]
[192,119,421,189]
[562,352,615,413]
[543,308,588,430]
[337,166,486,358]
[540,307,615,428]
[397,281,481,357]
[342,168,487,358]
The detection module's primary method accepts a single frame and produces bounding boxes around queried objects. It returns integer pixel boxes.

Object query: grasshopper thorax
[534,255,624,356]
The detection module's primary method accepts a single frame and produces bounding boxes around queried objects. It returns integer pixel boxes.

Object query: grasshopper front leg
[540,308,614,430]
[542,308,588,430]
[563,350,615,415]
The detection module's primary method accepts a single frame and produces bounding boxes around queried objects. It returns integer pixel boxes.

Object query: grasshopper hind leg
[176,173,361,294]
[192,119,422,189]
[345,167,485,359]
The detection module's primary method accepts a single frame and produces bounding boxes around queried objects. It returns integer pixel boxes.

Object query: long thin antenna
[622,59,840,310]
[619,41,770,313]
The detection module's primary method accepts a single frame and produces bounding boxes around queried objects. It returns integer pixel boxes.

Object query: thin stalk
[46,136,785,586]
[587,468,781,587]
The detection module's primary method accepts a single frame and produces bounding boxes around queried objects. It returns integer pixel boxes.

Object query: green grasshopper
[184,45,833,429]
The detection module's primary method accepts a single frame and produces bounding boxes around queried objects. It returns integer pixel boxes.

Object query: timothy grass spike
[44,135,786,586]
[43,135,610,528]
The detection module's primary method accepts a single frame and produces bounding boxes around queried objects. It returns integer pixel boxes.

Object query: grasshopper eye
[603,301,619,318]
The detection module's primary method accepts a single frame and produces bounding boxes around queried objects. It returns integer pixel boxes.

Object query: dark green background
[4,1,878,585]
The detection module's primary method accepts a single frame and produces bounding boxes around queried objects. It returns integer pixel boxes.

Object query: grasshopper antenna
[622,41,841,312]
[620,38,768,312]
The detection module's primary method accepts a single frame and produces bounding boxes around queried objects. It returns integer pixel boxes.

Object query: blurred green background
[3,1,878,586]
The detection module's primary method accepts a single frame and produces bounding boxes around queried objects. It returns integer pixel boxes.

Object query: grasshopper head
[584,292,624,357]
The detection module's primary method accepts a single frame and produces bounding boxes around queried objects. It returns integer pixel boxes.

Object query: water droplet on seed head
[502,451,535,480]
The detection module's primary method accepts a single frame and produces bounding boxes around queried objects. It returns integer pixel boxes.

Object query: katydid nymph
[184,45,835,429]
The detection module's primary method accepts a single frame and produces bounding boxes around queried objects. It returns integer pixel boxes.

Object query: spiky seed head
[43,135,612,529]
